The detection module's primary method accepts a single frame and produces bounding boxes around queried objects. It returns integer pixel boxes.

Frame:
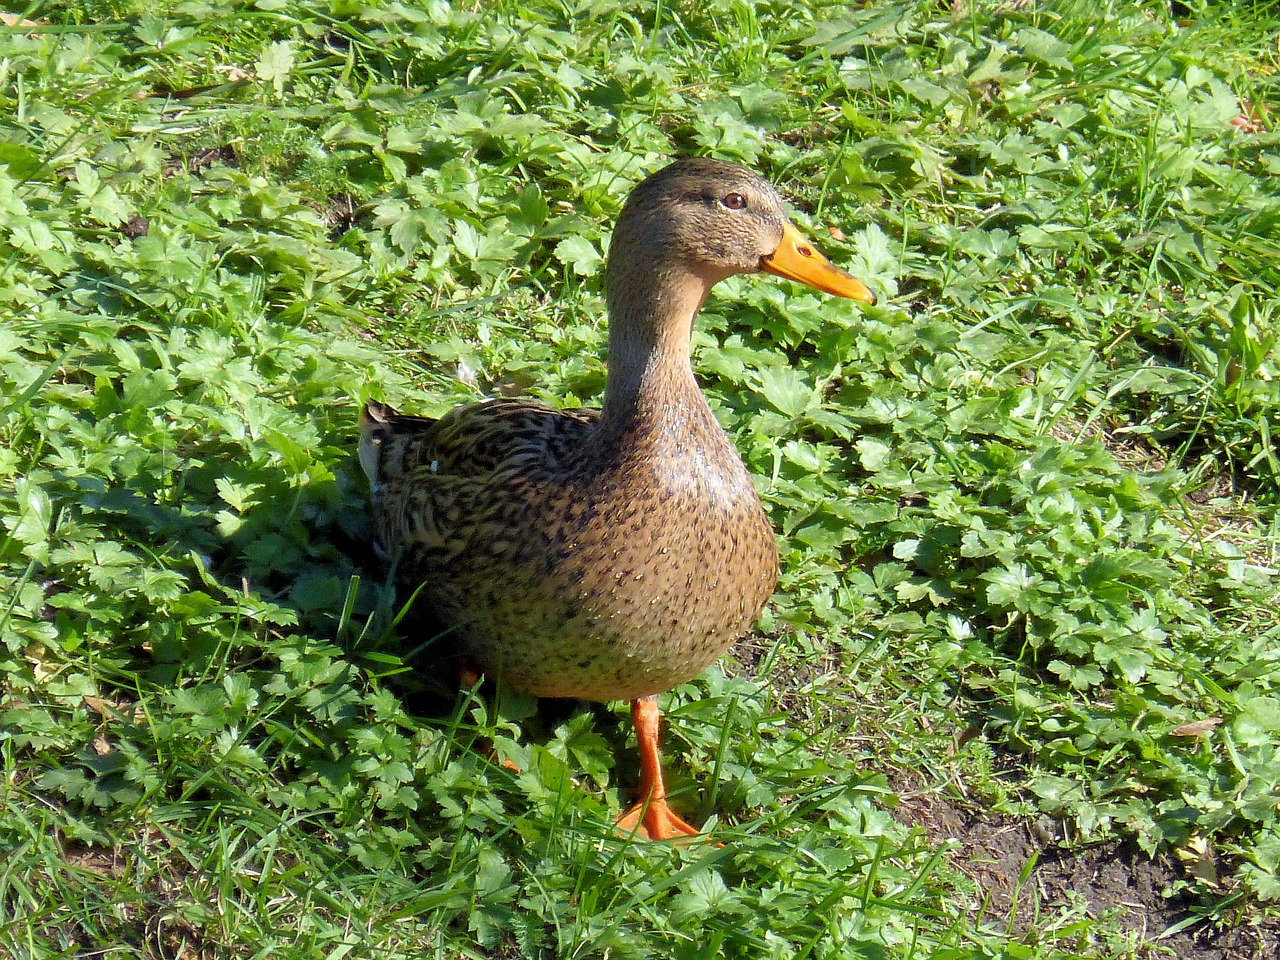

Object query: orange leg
[615,696,701,840]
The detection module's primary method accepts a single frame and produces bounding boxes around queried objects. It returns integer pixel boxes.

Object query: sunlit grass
[2,0,1279,956]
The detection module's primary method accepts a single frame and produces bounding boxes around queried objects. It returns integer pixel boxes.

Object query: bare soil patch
[898,787,1280,959]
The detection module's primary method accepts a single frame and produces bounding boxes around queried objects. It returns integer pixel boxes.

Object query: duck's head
[606,157,877,309]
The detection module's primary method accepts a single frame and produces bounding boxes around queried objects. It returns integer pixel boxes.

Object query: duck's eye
[721,193,747,210]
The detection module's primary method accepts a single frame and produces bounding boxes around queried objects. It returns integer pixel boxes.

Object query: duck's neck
[599,266,713,436]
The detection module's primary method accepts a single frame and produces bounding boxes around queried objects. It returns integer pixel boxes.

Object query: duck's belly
[431,488,779,702]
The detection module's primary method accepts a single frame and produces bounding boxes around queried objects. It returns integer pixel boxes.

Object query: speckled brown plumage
[361,157,875,839]
[362,389,776,702]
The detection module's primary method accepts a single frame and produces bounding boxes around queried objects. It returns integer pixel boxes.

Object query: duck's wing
[359,398,599,573]
[359,398,597,486]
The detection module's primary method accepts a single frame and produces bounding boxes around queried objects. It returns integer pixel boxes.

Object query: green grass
[2,0,1279,956]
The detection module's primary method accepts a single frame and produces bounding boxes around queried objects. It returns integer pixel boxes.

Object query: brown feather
[361,157,870,703]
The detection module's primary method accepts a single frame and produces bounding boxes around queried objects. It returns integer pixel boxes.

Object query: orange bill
[761,221,876,304]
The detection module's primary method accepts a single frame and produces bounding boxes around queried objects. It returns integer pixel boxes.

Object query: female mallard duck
[360,157,875,840]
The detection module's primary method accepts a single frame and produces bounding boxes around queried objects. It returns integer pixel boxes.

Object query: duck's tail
[359,400,439,490]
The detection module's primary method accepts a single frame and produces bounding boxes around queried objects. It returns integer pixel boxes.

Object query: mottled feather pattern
[363,393,777,702]
[428,398,599,476]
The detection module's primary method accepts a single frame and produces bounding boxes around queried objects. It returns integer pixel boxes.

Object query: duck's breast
[456,413,779,701]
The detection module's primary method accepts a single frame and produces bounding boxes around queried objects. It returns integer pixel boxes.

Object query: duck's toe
[616,796,701,841]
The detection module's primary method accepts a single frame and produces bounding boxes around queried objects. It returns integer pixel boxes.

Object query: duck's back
[360,398,778,702]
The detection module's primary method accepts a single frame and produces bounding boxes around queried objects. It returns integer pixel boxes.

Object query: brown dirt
[44,840,214,960]
[897,786,1280,959]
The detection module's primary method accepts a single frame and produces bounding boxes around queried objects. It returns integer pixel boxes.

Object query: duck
[359,157,875,840]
